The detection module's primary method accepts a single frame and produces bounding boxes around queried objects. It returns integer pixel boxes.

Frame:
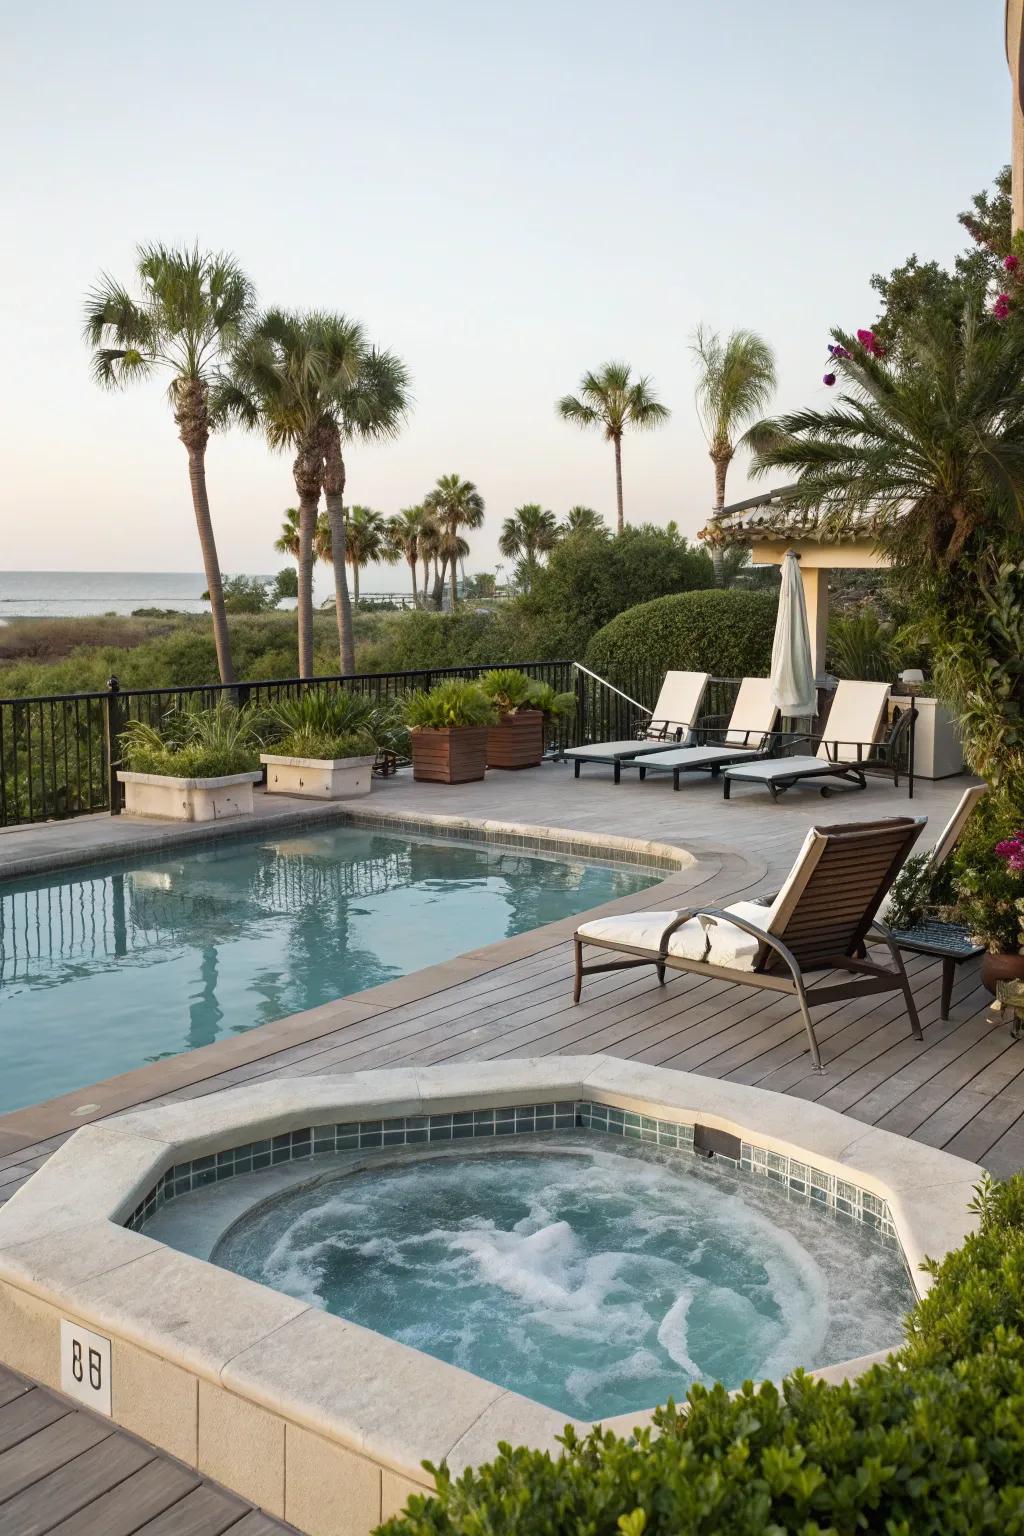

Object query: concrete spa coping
[0,1058,983,1536]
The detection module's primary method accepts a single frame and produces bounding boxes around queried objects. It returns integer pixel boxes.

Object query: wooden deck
[0,1364,291,1536]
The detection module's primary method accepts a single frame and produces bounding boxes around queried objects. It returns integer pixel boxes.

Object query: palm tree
[423,474,485,609]
[319,335,409,670]
[498,504,559,592]
[387,506,427,603]
[84,244,254,683]
[344,506,398,604]
[556,363,669,533]
[745,303,1024,569]
[690,326,777,584]
[417,511,443,600]
[275,506,330,563]
[220,309,333,677]
[561,505,605,537]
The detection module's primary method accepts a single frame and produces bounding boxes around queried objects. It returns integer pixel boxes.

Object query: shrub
[479,669,535,713]
[264,689,406,761]
[404,681,497,730]
[947,789,1024,953]
[827,605,905,681]
[585,590,778,681]
[380,1171,1024,1536]
[120,702,262,778]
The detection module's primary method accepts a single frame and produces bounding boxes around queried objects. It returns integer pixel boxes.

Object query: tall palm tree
[423,474,485,609]
[84,243,254,683]
[557,363,669,533]
[498,504,559,592]
[220,309,333,677]
[343,506,398,604]
[319,335,410,671]
[417,511,443,600]
[561,504,605,537]
[690,326,777,584]
[387,506,427,603]
[274,506,330,563]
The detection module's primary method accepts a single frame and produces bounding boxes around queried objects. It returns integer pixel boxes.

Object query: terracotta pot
[487,709,544,770]
[410,726,489,784]
[979,951,1024,994]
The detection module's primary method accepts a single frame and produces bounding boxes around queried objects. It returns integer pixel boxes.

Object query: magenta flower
[995,833,1024,872]
[994,292,1012,319]
[1005,254,1020,273]
[822,373,836,387]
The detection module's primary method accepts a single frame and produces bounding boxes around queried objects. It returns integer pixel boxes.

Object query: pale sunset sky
[0,1,1007,583]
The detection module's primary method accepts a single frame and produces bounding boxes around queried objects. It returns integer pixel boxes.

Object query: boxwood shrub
[585,590,779,682]
[379,1173,1024,1535]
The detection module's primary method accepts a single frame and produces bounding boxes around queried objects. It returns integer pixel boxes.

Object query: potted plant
[480,669,544,769]
[524,678,577,750]
[403,680,496,783]
[261,690,403,800]
[948,814,1024,991]
[117,704,263,821]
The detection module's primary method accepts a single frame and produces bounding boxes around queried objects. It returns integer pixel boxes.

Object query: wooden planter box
[261,753,375,800]
[117,770,261,822]
[410,726,489,784]
[487,709,544,770]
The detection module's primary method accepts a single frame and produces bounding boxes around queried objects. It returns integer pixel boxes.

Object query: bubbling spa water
[214,1138,914,1419]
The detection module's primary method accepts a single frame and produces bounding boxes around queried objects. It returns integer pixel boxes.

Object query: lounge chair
[573,815,926,1070]
[721,680,907,800]
[558,671,710,783]
[620,677,780,790]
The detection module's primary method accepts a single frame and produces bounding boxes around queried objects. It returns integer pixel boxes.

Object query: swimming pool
[0,828,657,1113]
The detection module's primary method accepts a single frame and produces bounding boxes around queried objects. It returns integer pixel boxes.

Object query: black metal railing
[0,662,916,830]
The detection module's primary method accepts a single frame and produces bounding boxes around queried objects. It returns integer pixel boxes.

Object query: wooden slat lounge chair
[558,671,710,783]
[573,815,926,1070]
[621,677,781,790]
[721,680,906,800]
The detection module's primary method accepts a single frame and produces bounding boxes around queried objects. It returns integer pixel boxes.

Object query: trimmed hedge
[585,590,779,681]
[379,1173,1024,1536]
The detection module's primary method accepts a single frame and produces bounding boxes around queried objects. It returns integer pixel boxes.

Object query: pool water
[0,830,656,1113]
[214,1138,914,1419]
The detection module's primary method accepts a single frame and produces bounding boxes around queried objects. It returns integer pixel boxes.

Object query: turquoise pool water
[0,829,656,1113]
[215,1138,914,1418]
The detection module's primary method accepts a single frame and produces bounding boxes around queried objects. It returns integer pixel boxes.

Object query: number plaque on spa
[60,1320,111,1415]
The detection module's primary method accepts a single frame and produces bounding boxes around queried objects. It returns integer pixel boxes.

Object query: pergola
[701,486,890,678]
[1009,0,1024,232]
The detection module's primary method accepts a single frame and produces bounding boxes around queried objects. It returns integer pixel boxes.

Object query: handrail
[571,661,649,714]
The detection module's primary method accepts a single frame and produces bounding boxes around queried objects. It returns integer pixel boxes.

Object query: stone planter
[117,770,261,822]
[260,753,375,800]
[410,726,489,784]
[980,951,1024,994]
[487,709,544,770]
[905,695,965,780]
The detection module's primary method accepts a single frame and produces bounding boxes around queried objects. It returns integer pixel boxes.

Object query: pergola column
[1009,0,1024,233]
[799,566,830,680]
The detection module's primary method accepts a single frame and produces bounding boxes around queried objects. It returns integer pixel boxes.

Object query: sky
[0,0,1008,589]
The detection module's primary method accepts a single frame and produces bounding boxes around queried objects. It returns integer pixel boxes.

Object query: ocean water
[214,1139,914,1418]
[0,571,214,617]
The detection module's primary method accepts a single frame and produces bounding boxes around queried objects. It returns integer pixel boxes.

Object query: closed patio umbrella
[770,550,817,718]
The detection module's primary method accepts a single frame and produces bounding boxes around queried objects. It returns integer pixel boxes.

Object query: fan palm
[387,506,427,603]
[561,505,605,536]
[275,506,331,563]
[344,506,399,604]
[417,512,443,600]
[498,504,559,592]
[84,244,254,683]
[319,336,410,669]
[220,309,341,677]
[690,326,777,584]
[557,363,669,533]
[423,474,485,609]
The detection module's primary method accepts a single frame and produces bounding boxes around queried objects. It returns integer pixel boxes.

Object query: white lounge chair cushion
[702,900,774,971]
[639,744,763,770]
[567,739,686,760]
[576,911,708,961]
[724,755,833,783]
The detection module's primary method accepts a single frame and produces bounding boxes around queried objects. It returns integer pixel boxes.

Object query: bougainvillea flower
[994,293,1012,319]
[1005,253,1020,272]
[822,373,836,386]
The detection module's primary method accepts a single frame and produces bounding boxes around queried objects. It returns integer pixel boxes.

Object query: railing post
[574,666,587,749]
[104,676,125,816]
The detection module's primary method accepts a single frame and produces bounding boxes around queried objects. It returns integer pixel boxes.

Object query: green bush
[380,1171,1024,1536]
[585,590,778,681]
[264,688,406,761]
[827,605,905,682]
